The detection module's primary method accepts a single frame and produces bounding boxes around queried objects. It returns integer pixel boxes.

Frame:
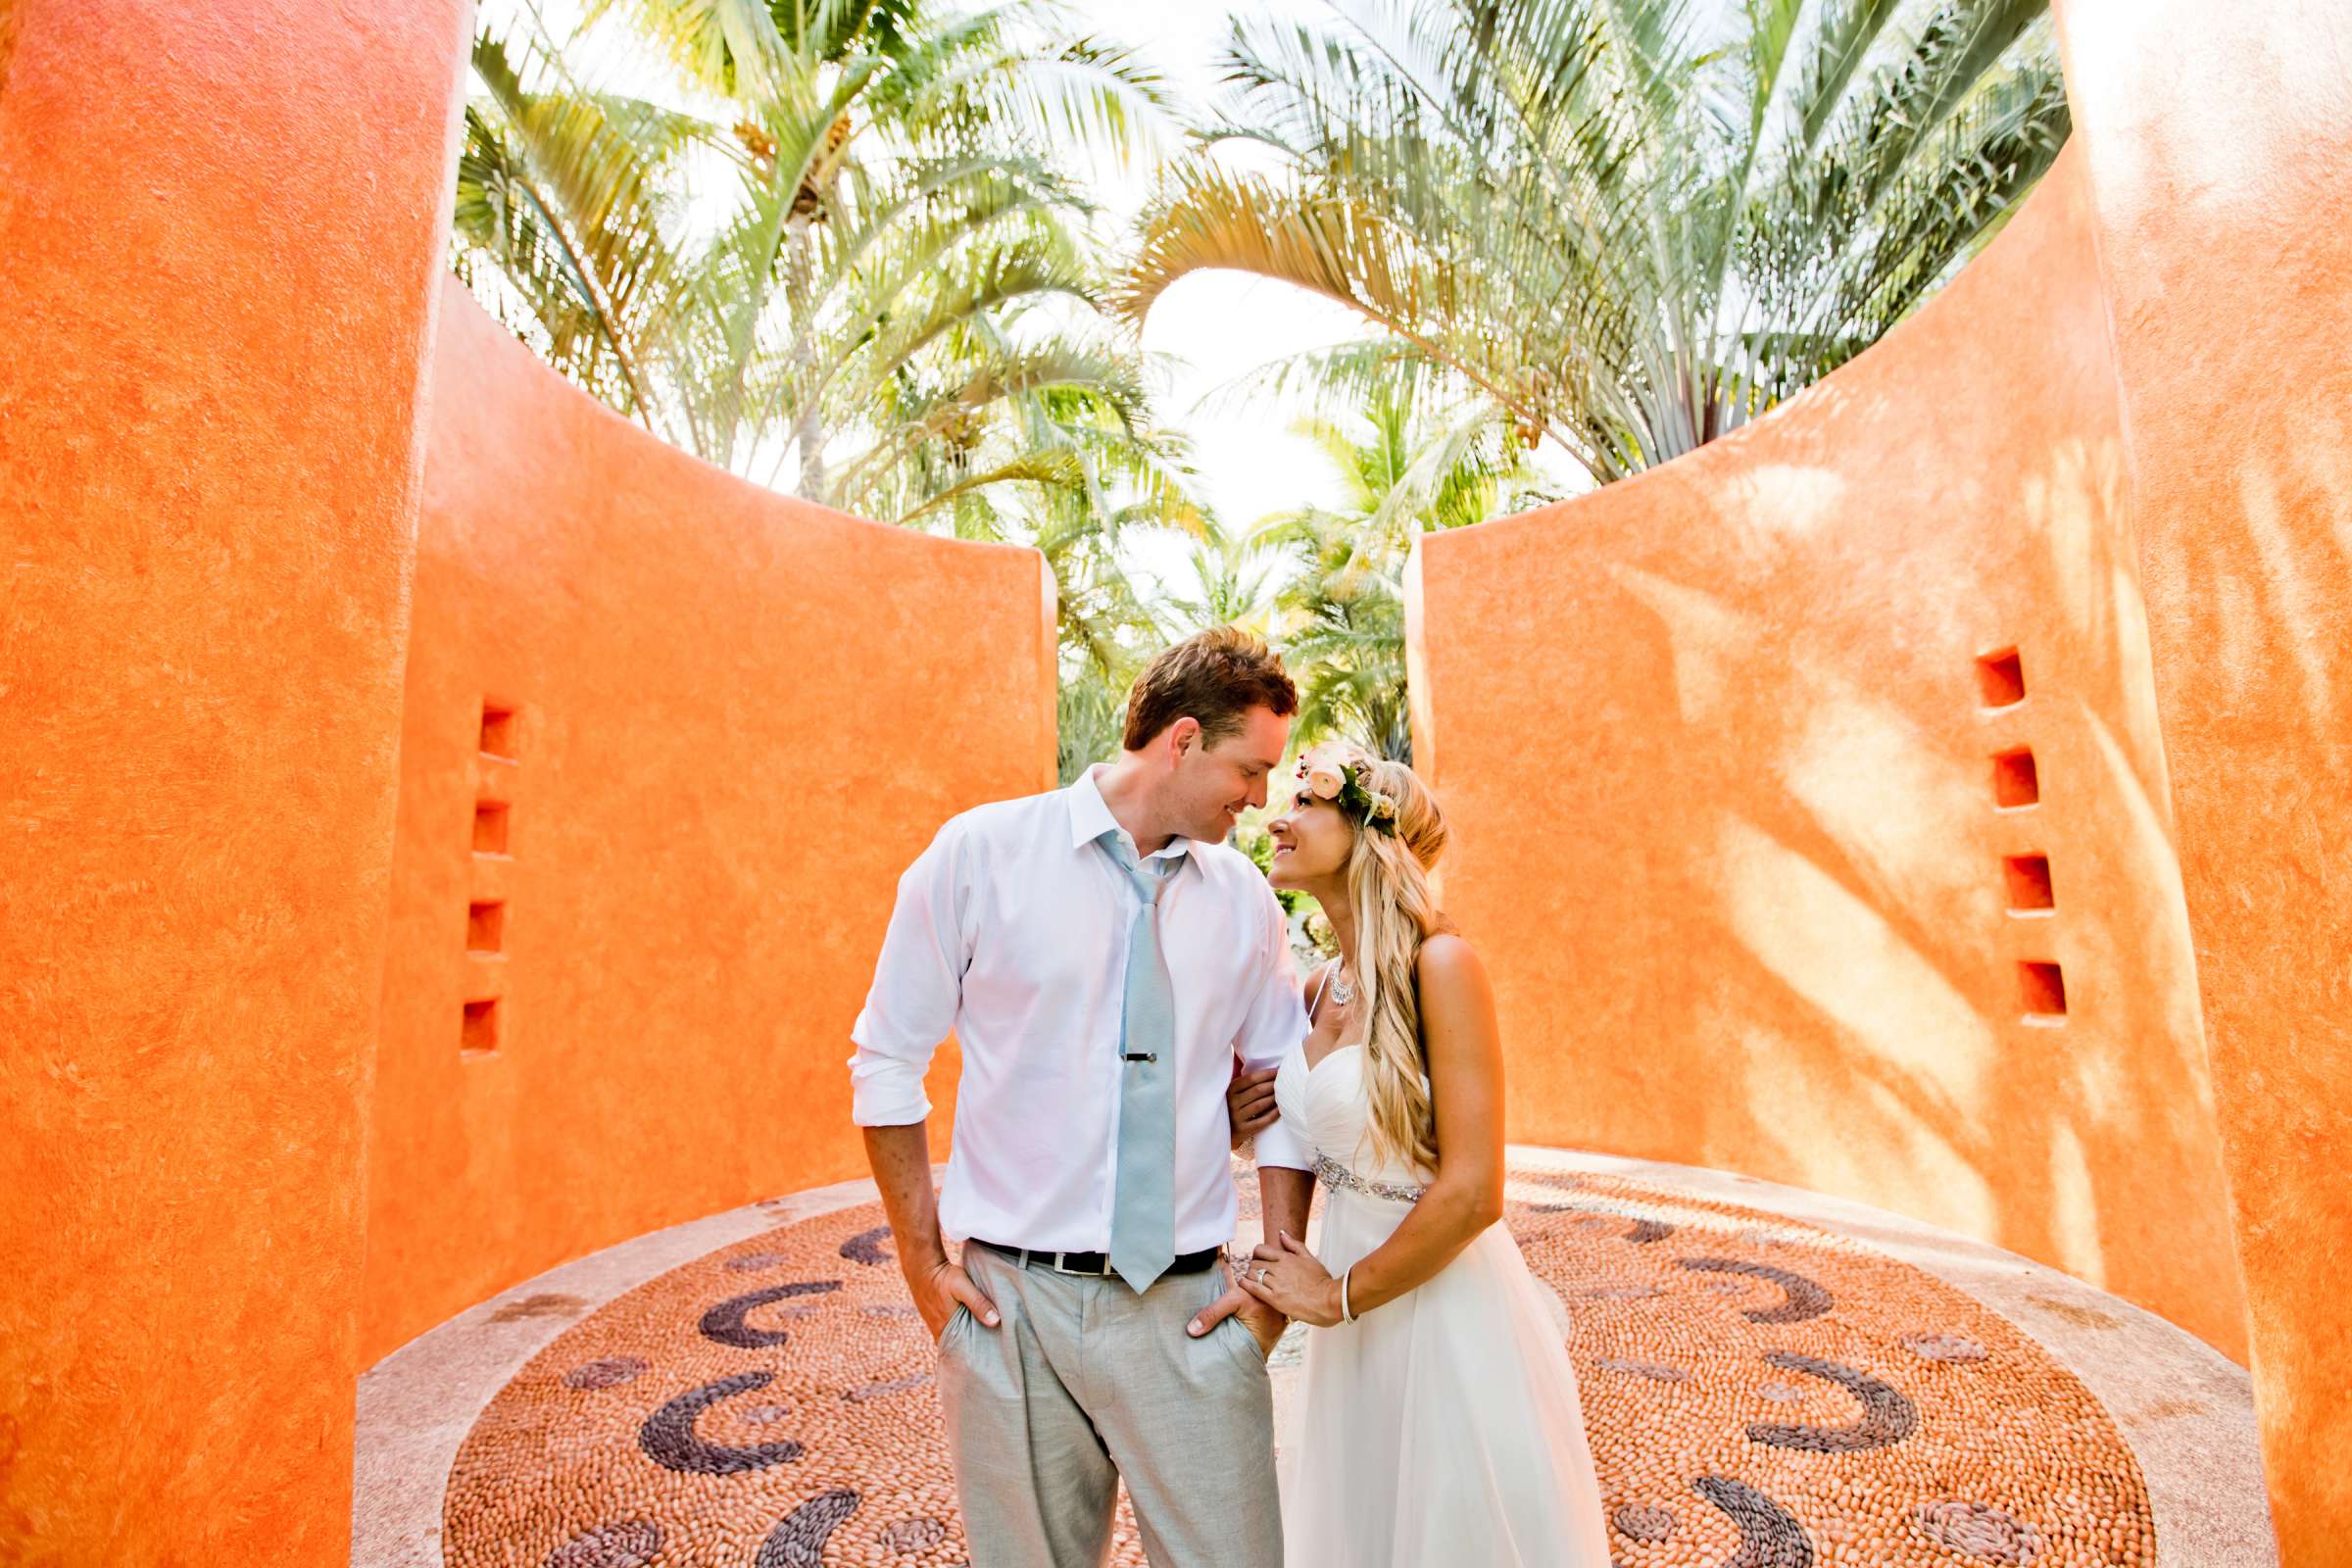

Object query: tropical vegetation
[1128,0,2070,486]
[454,0,2069,775]
[1247,366,1550,762]
[454,0,1208,725]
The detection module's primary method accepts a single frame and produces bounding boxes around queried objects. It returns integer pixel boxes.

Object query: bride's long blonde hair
[1305,740,1450,1176]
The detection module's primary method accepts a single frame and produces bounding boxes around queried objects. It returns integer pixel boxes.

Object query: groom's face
[1173,705,1293,843]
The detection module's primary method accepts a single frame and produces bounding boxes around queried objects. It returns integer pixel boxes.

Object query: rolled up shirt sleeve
[1235,884,1313,1171]
[848,821,970,1127]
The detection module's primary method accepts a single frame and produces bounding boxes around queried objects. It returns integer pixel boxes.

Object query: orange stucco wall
[0,1,1056,1541]
[357,284,1057,1364]
[2052,1,2352,1554]
[0,1,470,1562]
[1409,146,2251,1360]
[7,0,2344,1557]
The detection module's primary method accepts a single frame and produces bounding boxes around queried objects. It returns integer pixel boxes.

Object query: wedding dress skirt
[1271,1042,1611,1566]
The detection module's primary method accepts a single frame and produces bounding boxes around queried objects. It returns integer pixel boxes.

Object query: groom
[851,626,1315,1567]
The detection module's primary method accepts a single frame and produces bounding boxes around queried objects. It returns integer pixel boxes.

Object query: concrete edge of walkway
[352,1152,2276,1567]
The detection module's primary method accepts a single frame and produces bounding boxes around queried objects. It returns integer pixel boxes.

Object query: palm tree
[1161,519,1286,642]
[1255,370,1550,760]
[956,418,1215,784]
[1122,0,2070,486]
[454,0,1184,534]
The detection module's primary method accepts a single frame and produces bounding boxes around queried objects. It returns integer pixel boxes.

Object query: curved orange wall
[358,283,1057,1364]
[7,0,2340,1557]
[2052,1,2352,1555]
[1409,147,2251,1359]
[0,1,470,1561]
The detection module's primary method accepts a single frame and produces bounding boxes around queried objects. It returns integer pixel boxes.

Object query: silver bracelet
[1340,1265,1355,1323]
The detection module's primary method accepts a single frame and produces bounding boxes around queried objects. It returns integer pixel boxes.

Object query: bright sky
[1075,3,1387,594]
[476,1,1581,600]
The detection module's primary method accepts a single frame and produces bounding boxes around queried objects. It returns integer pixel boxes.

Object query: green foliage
[459,0,1225,759]
[1246,368,1552,762]
[455,0,2065,789]
[1124,0,2070,484]
[454,0,1190,540]
[1055,660,1128,786]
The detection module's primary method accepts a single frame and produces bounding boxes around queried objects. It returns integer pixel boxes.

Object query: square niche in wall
[473,801,512,855]
[2019,960,2068,1021]
[2003,854,2055,912]
[462,998,502,1056]
[1977,647,2027,709]
[1992,747,2039,808]
[480,700,518,761]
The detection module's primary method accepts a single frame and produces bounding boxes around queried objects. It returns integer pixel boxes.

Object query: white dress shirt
[850,764,1312,1252]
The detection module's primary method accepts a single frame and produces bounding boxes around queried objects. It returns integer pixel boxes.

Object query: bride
[1232,741,1611,1565]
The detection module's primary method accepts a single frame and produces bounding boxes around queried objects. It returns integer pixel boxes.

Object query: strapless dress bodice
[1273,1040,1432,1202]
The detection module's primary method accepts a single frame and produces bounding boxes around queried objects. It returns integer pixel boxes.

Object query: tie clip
[1122,1052,1158,1063]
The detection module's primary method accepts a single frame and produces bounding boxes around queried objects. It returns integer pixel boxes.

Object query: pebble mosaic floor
[441,1162,2160,1568]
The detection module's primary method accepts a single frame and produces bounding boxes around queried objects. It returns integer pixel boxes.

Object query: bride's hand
[1235,1230,1343,1327]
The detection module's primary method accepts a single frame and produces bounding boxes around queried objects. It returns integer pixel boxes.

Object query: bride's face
[1264,779,1352,892]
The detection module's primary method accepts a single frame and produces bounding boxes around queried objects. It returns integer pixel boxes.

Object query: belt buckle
[1052,1251,1114,1278]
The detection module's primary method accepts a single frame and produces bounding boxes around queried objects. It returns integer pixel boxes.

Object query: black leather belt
[968,1238,1224,1278]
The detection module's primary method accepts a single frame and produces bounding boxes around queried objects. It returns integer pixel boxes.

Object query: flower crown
[1298,756,1399,835]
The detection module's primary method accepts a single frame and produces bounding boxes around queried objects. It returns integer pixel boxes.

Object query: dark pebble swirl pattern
[1676,1256,1835,1325]
[756,1487,861,1567]
[699,1281,844,1349]
[840,1226,894,1266]
[1693,1475,1815,1567]
[1743,1351,1920,1453]
[637,1372,806,1474]
[542,1519,662,1568]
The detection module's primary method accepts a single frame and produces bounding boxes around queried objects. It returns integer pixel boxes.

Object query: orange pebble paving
[442,1162,2153,1567]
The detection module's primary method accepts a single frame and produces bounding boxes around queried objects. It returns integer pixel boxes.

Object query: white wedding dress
[1271,970,1612,1565]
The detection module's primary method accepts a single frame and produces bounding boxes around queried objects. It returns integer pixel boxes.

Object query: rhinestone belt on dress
[1313,1153,1427,1203]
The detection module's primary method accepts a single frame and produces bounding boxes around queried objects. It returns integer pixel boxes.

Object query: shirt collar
[1067,763,1191,863]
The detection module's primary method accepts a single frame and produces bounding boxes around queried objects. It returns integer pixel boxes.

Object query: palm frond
[1128,0,2062,486]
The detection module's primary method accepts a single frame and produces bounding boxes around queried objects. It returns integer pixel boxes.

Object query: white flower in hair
[1305,763,1346,801]
[1370,794,1397,822]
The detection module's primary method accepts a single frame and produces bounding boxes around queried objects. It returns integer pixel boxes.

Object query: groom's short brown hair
[1123,627,1298,751]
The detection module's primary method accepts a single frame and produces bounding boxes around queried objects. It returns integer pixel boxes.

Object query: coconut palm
[1160,520,1286,642]
[454,0,1182,533]
[1255,371,1551,760]
[988,421,1213,783]
[1123,0,2070,486]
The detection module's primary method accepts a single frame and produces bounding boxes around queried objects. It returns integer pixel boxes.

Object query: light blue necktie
[1098,830,1182,1293]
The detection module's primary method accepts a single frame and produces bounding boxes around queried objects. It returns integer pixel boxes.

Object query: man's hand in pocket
[913,1254,999,1344]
